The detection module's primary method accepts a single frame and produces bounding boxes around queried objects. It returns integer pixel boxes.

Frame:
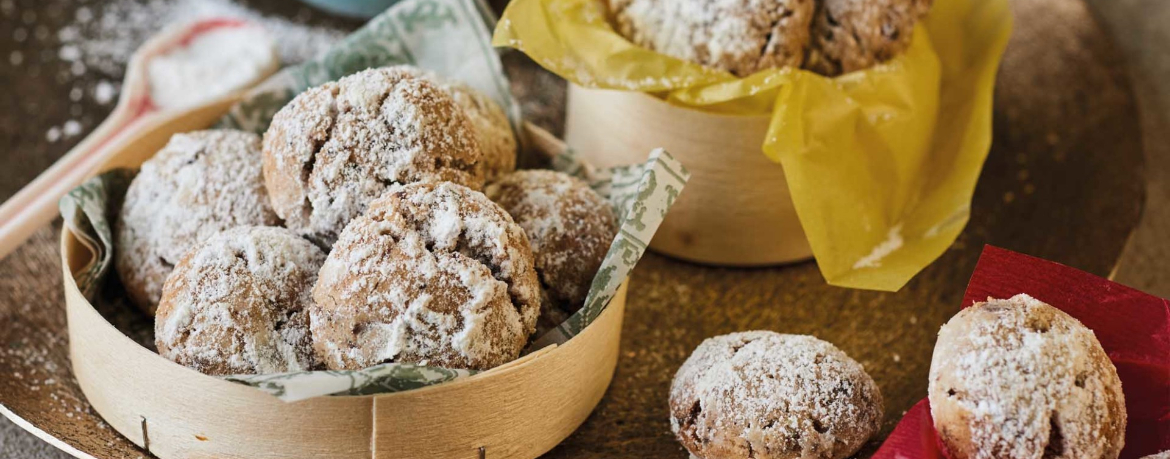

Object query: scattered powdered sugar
[51,0,345,110]
[115,129,280,314]
[853,223,904,269]
[155,226,326,375]
[670,331,884,459]
[147,24,276,109]
[928,294,1126,459]
[57,0,344,76]
[263,67,485,248]
[309,181,541,371]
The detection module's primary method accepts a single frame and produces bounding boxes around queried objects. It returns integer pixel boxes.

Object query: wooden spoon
[0,18,278,260]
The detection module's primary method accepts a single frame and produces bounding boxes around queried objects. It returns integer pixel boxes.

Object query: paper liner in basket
[873,246,1170,459]
[58,0,690,402]
[493,0,1012,291]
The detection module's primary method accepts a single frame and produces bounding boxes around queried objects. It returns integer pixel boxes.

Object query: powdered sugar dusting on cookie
[154,226,325,376]
[608,0,816,77]
[485,170,616,316]
[928,294,1126,459]
[116,129,279,314]
[670,331,883,459]
[310,182,540,371]
[262,67,485,248]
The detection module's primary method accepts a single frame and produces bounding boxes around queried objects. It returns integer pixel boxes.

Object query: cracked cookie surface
[154,226,326,376]
[117,129,279,315]
[262,67,485,248]
[608,0,816,77]
[669,331,882,459]
[928,294,1126,459]
[309,181,540,371]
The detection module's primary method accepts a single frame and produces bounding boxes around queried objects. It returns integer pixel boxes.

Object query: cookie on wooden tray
[396,66,518,181]
[116,129,279,315]
[670,331,883,459]
[607,0,816,77]
[928,294,1126,459]
[262,66,486,248]
[309,181,541,371]
[485,170,617,316]
[805,0,933,76]
[154,226,326,376]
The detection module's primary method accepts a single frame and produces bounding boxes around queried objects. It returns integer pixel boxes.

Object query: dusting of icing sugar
[607,0,816,77]
[116,129,279,314]
[309,181,540,371]
[154,226,326,376]
[853,223,904,269]
[670,331,883,459]
[485,170,617,314]
[262,67,485,248]
[147,23,276,109]
[928,294,1126,459]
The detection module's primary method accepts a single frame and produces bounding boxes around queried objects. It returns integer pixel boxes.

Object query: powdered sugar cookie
[608,0,816,77]
[262,66,485,248]
[486,170,616,315]
[310,181,541,371]
[670,331,883,459]
[805,0,933,75]
[155,226,326,376]
[116,129,279,315]
[928,294,1126,459]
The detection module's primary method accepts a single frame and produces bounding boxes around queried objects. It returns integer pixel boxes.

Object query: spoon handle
[0,101,146,259]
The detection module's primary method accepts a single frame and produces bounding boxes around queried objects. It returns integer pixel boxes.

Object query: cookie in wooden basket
[670,331,883,459]
[116,129,279,315]
[262,66,486,248]
[155,226,326,376]
[310,181,541,371]
[928,294,1126,459]
[396,65,518,181]
[485,170,616,334]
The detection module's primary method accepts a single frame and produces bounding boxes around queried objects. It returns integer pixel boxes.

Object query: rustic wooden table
[0,0,1151,457]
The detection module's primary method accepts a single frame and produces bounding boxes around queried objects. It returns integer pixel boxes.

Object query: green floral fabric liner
[59,0,689,402]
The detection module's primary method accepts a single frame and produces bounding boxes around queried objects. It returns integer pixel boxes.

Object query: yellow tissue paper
[494,0,1012,291]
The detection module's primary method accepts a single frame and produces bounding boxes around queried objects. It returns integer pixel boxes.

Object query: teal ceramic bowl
[299,0,398,19]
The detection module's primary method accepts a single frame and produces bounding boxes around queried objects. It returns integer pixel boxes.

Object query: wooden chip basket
[565,84,812,266]
[60,96,628,459]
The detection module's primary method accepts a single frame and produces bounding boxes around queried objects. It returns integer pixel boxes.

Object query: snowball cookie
[485,170,617,314]
[116,129,279,315]
[310,181,541,371]
[670,331,883,459]
[805,0,933,76]
[262,66,486,248]
[396,66,518,181]
[155,226,326,376]
[928,294,1126,459]
[607,0,815,77]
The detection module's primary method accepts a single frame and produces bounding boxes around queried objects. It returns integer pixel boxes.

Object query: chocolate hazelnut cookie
[116,129,279,315]
[262,66,485,248]
[309,181,541,371]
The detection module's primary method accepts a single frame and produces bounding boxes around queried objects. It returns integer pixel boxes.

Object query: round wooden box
[564,84,811,266]
[60,97,628,459]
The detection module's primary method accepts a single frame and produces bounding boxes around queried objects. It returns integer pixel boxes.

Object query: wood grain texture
[565,85,813,266]
[0,0,1148,457]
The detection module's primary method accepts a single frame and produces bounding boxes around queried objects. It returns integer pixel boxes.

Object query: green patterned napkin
[59,0,688,402]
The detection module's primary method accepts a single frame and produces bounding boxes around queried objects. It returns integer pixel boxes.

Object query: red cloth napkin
[873,246,1170,458]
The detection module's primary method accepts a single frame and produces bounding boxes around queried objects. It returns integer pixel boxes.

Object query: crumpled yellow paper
[494,0,1012,291]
